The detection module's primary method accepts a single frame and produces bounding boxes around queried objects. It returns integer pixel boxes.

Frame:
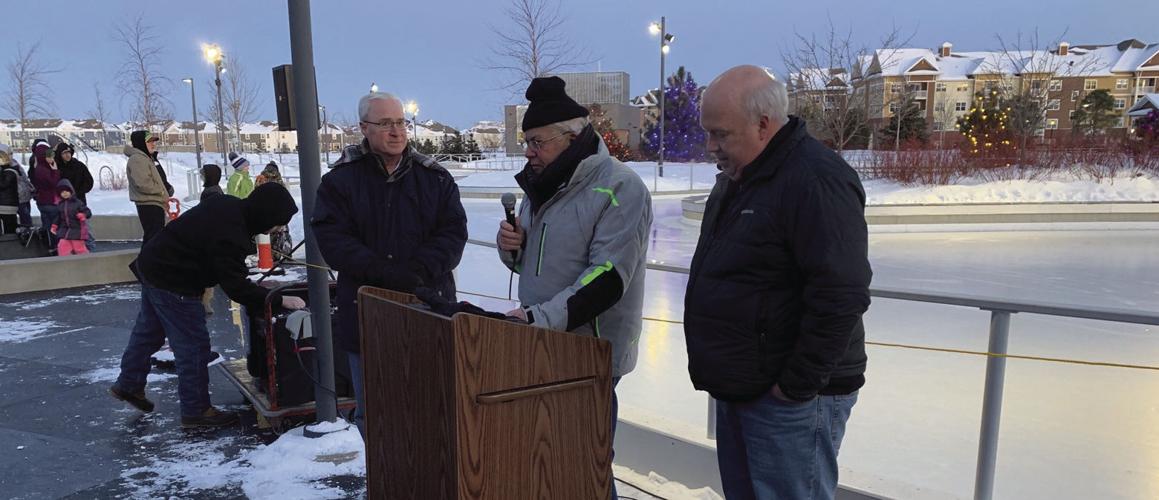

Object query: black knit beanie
[521,76,589,131]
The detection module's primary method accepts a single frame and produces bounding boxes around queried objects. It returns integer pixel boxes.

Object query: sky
[1,0,1155,130]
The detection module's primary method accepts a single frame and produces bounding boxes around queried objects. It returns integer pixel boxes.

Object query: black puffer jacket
[0,163,19,208]
[133,183,299,311]
[54,143,94,203]
[684,117,872,402]
[312,141,467,354]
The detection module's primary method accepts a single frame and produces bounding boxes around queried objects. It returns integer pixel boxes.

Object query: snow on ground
[864,174,1159,205]
[612,466,723,500]
[121,420,365,500]
[0,319,63,343]
[77,365,175,384]
[5,284,139,311]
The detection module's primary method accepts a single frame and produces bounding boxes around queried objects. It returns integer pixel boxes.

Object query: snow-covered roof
[863,39,1159,80]
[1128,93,1159,117]
[787,68,849,91]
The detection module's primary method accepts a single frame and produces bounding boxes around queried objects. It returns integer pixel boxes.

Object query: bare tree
[114,16,172,132]
[484,0,593,93]
[3,42,58,130]
[932,94,958,149]
[988,29,1098,160]
[87,83,112,150]
[204,55,261,151]
[782,19,912,152]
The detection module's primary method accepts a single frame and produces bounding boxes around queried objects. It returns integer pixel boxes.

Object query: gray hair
[743,71,789,125]
[705,67,789,125]
[550,116,590,135]
[358,91,403,121]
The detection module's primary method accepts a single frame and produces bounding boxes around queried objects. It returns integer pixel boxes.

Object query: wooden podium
[358,286,613,500]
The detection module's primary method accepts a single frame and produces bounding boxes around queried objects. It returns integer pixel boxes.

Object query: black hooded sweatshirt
[200,164,224,201]
[133,182,299,311]
[53,143,94,203]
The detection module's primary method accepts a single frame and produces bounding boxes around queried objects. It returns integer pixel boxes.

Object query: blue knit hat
[229,152,249,170]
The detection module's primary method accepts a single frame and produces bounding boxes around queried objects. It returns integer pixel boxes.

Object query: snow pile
[456,161,719,193]
[612,465,723,500]
[77,366,174,384]
[0,319,61,343]
[121,420,365,499]
[864,174,1159,205]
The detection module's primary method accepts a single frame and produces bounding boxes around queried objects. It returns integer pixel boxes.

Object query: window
[1069,110,1076,119]
[1049,80,1062,91]
[957,84,970,92]
[1031,80,1044,92]
[906,82,928,93]
[1114,98,1125,110]
[1048,99,1061,111]
[933,121,943,131]
[1084,79,1097,91]
[1071,90,1080,102]
[1046,119,1059,130]
[1116,79,1128,90]
[955,101,968,111]
[889,102,898,113]
[934,102,945,111]
[1116,117,1126,128]
[890,83,900,94]
[935,82,947,92]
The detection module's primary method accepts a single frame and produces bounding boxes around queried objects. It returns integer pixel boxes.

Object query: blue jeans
[115,282,213,417]
[37,202,58,248]
[715,390,858,500]
[348,352,365,439]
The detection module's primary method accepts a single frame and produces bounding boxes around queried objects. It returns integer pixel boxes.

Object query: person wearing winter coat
[49,179,92,256]
[54,143,96,250]
[0,144,35,228]
[226,153,254,199]
[110,182,305,428]
[125,131,169,243]
[254,161,284,187]
[0,147,19,234]
[54,143,94,203]
[494,77,653,500]
[29,139,62,249]
[312,90,468,439]
[200,164,224,202]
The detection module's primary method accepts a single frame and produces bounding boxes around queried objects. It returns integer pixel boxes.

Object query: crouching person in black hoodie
[110,183,305,428]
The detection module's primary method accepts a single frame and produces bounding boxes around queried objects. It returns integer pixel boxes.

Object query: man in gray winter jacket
[497,76,652,497]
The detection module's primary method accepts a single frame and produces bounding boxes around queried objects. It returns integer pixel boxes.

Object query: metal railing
[461,238,1159,500]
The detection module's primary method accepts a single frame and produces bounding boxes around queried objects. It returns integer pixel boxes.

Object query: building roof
[860,39,1159,80]
[1128,93,1159,117]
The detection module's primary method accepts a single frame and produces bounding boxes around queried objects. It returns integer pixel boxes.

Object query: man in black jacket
[685,65,872,499]
[110,183,306,428]
[312,90,467,438]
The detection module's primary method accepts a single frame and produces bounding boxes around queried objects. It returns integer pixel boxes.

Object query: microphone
[501,193,518,261]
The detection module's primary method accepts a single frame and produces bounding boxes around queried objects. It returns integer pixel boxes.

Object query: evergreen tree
[589,103,634,161]
[1071,89,1118,136]
[956,91,1016,159]
[464,136,481,154]
[879,93,929,147]
[642,66,707,162]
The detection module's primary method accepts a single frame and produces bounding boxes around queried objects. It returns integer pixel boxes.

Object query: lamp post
[181,78,203,171]
[649,18,675,182]
[405,100,420,149]
[202,43,227,165]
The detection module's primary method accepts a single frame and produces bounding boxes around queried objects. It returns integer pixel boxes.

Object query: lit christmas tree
[956,90,1016,163]
[589,103,634,161]
[642,66,708,162]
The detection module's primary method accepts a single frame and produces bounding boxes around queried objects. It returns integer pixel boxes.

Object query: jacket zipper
[535,223,548,276]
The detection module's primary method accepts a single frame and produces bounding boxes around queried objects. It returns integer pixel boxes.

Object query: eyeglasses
[361,119,408,131]
[520,132,570,152]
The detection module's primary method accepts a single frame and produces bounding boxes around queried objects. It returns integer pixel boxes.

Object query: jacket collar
[734,115,807,186]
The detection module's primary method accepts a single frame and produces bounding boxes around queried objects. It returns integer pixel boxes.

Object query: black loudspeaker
[273,64,322,132]
[273,65,297,131]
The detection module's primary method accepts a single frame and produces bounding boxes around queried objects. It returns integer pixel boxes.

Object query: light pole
[203,43,227,165]
[649,18,675,181]
[181,78,203,171]
[405,100,420,149]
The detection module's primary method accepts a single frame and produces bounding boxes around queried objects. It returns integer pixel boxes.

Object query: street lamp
[202,43,227,164]
[405,100,420,147]
[649,18,675,181]
[181,78,203,172]
[319,105,329,163]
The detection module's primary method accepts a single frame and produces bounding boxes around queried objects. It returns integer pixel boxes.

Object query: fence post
[974,309,1013,500]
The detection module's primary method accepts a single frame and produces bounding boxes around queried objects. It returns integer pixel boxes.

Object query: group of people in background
[0,138,95,255]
